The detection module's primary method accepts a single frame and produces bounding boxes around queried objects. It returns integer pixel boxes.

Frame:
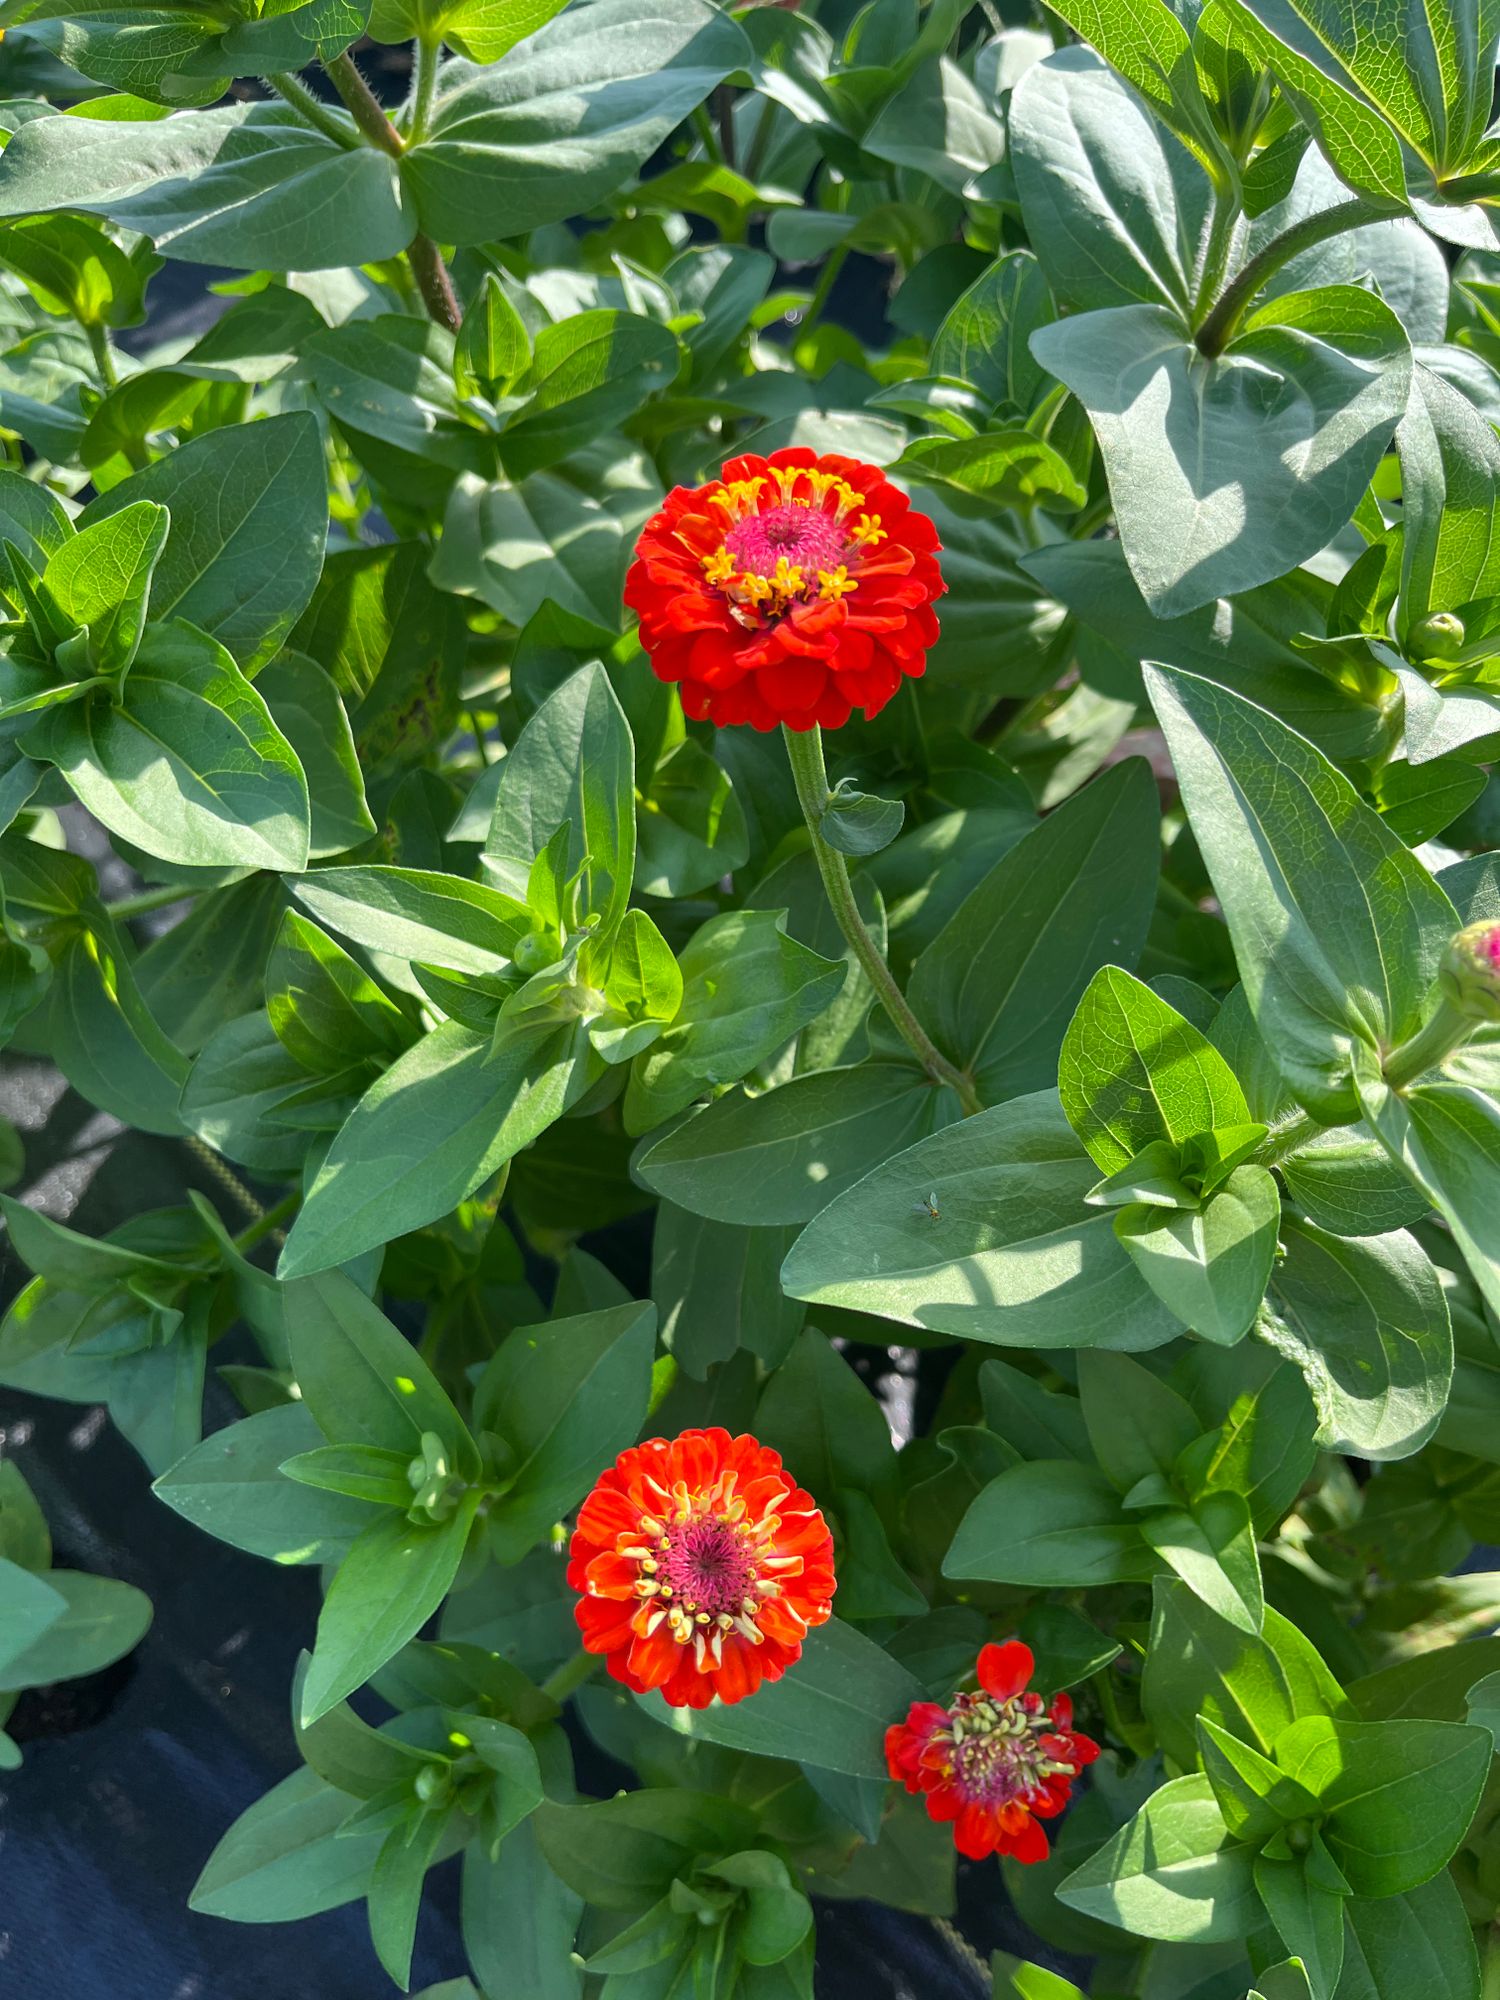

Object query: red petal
[977,1640,1035,1702]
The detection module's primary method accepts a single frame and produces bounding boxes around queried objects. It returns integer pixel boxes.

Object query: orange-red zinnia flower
[624,446,945,732]
[567,1427,836,1708]
[885,1640,1099,1862]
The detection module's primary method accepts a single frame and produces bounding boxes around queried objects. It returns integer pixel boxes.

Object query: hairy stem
[85,322,117,391]
[407,33,441,144]
[321,48,462,331]
[782,724,984,1114]
[1195,197,1381,356]
[264,69,357,148]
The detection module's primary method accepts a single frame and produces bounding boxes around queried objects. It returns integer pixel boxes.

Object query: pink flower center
[725,503,848,579]
[659,1516,757,1616]
[944,1692,1077,1808]
[1486,928,1500,969]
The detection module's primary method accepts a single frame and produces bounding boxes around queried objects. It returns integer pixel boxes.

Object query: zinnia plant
[2,1,1500,1998]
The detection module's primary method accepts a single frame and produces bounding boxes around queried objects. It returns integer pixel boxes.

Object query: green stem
[1482,1924,1500,2000]
[232,1190,299,1253]
[1383,995,1478,1091]
[1192,186,1241,320]
[85,322,117,391]
[406,33,441,145]
[713,82,736,171]
[1129,1942,1157,1998]
[1254,1108,1320,1170]
[782,724,983,1114]
[106,882,198,920]
[264,70,357,148]
[540,1648,603,1703]
[468,707,492,764]
[320,50,462,332]
[1195,197,1381,356]
[800,243,849,333]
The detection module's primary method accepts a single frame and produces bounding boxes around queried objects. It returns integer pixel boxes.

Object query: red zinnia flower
[624,446,944,732]
[567,1428,836,1708]
[885,1640,1099,1863]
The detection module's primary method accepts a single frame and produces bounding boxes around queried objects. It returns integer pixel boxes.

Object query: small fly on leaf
[913,1192,940,1220]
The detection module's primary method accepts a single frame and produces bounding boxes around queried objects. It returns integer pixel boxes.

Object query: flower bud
[1440,920,1500,1022]
[1410,611,1466,663]
[512,932,552,974]
[413,1763,451,1806]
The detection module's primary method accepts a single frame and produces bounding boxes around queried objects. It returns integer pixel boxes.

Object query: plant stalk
[1383,995,1478,1091]
[321,49,462,333]
[106,882,198,920]
[1194,197,1381,356]
[264,69,357,148]
[800,243,849,334]
[232,1190,300,1253]
[540,1647,603,1702]
[782,724,984,1114]
[85,323,118,391]
[407,33,441,145]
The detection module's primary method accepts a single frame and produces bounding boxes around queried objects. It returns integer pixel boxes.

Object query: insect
[913,1192,941,1220]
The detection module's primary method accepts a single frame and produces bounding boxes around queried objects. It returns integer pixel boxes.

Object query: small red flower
[567,1428,836,1708]
[885,1640,1099,1863]
[624,446,945,732]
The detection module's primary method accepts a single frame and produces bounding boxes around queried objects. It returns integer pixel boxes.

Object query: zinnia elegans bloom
[885,1640,1099,1862]
[567,1428,836,1708]
[624,446,944,732]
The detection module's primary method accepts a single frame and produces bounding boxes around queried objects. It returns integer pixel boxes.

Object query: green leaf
[1010,49,1213,315]
[1146,663,1457,1119]
[1033,288,1411,619]
[27,622,309,871]
[1141,1578,1349,1770]
[1354,1069,1500,1322]
[894,431,1086,514]
[754,1327,894,1501]
[190,1766,386,1922]
[1042,0,1225,173]
[461,1827,582,2000]
[1394,363,1500,641]
[47,921,189,1138]
[0,104,409,272]
[455,270,532,401]
[1253,1852,1345,2000]
[501,310,678,478]
[42,500,167,678]
[290,866,530,978]
[300,1494,479,1724]
[637,1619,926,1780]
[1077,1351,1199,1494]
[635,1060,953,1227]
[402,0,750,245]
[653,1208,802,1377]
[279,1019,598,1277]
[1197,1715,1322,1842]
[285,1269,476,1469]
[1249,1963,1314,2000]
[266,911,410,1076]
[0,212,151,329]
[862,56,1004,193]
[474,1301,656,1562]
[0,1558,65,1678]
[624,910,845,1136]
[944,1459,1159,1589]
[254,654,376,860]
[0,1566,151,1690]
[533,1789,758,1910]
[1140,1489,1264,1634]
[484,660,635,940]
[1273,1714,1491,1898]
[930,249,1052,415]
[1056,1773,1260,1941]
[78,412,328,669]
[1338,1874,1480,2000]
[781,1091,1181,1351]
[153,1404,383,1563]
[1115,1164,1281,1345]
[1262,1221,1453,1462]
[908,760,1159,1104]
[367,1804,450,1991]
[1060,965,1252,1174]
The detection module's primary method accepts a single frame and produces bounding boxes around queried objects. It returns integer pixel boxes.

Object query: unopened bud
[1441,920,1500,1022]
[414,1763,451,1806]
[1410,611,1465,663]
[512,933,551,973]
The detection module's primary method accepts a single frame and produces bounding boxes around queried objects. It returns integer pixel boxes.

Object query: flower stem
[782,724,983,1114]
[320,49,462,333]
[801,243,849,333]
[1194,197,1380,356]
[406,32,440,144]
[540,1647,602,1703]
[1383,995,1477,1091]
[106,883,198,920]
[85,322,117,391]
